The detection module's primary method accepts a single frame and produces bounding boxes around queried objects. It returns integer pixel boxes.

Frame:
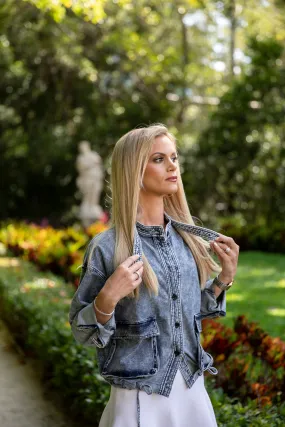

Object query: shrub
[217,215,285,253]
[0,256,108,423]
[202,316,285,406]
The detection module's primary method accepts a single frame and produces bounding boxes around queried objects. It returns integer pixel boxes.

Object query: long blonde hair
[88,123,221,298]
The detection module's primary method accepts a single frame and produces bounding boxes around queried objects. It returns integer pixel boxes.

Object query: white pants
[99,369,218,427]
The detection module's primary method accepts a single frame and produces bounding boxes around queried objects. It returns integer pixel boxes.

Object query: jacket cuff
[75,301,116,348]
[199,278,226,320]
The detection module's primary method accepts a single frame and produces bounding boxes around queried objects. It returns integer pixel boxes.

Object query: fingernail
[214,242,218,246]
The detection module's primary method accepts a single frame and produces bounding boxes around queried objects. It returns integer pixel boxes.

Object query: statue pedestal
[78,203,103,228]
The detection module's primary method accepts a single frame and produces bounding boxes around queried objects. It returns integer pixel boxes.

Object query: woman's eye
[154,156,178,163]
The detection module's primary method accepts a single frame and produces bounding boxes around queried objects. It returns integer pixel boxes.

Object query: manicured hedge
[0,253,284,426]
[0,254,109,424]
[217,215,285,253]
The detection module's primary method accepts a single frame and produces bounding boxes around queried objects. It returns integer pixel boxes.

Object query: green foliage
[209,387,285,427]
[24,0,107,23]
[214,214,285,253]
[182,36,285,226]
[0,255,109,422]
[0,0,191,223]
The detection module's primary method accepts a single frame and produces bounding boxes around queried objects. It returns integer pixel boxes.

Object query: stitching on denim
[168,236,184,361]
[88,264,107,280]
[153,236,179,396]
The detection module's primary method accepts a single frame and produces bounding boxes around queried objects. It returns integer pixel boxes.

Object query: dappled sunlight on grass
[225,293,245,302]
[263,280,284,288]
[218,251,285,339]
[237,267,278,277]
[276,279,285,288]
[267,308,285,317]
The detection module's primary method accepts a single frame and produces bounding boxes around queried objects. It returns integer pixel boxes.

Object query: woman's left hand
[210,235,239,283]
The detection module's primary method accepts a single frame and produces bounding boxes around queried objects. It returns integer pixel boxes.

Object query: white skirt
[98,369,218,427]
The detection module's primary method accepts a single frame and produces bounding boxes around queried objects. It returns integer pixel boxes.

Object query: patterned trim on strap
[165,212,220,242]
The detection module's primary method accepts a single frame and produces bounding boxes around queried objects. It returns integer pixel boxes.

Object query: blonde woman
[69,124,239,427]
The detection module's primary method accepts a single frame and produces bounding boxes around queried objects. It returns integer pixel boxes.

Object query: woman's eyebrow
[151,152,178,156]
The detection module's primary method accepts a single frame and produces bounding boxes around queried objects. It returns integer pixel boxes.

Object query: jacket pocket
[101,317,160,379]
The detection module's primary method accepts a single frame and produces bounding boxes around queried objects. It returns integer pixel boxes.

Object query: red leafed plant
[201,315,285,406]
[234,315,285,369]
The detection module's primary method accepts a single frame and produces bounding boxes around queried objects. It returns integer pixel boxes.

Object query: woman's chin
[163,187,178,196]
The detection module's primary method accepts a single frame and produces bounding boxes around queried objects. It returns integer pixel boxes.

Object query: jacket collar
[135,212,172,237]
[134,211,219,261]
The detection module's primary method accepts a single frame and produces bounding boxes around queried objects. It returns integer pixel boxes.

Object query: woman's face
[141,135,179,196]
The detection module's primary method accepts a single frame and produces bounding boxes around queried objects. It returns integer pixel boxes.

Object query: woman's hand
[98,254,144,307]
[210,235,239,284]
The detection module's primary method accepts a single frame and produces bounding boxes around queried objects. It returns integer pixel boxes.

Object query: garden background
[0,0,285,426]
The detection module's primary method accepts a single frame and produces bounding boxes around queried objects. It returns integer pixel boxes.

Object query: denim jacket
[69,212,226,422]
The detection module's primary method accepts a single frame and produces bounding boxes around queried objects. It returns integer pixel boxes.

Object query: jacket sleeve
[69,239,116,348]
[200,277,226,320]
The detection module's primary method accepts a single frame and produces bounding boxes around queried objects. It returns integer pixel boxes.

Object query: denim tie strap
[134,212,220,260]
[201,352,218,376]
[136,389,141,427]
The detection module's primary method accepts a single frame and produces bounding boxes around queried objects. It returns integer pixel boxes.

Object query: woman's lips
[166,177,177,181]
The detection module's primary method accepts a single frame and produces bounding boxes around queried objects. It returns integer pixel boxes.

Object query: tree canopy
[1,0,284,225]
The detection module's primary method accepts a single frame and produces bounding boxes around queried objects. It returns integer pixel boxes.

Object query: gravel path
[0,318,79,427]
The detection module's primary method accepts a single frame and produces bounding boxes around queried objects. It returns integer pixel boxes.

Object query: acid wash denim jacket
[69,211,226,422]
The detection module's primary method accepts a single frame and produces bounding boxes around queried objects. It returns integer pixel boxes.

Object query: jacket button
[172,294,178,300]
[174,349,180,356]
[175,322,180,328]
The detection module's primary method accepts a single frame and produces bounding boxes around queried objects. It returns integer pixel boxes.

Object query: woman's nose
[168,160,177,170]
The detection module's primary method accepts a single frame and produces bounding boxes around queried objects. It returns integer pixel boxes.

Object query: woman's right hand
[97,255,144,310]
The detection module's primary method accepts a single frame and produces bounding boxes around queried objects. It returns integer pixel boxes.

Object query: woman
[69,123,239,427]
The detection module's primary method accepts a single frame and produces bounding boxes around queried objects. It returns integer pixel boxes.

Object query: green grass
[218,251,285,340]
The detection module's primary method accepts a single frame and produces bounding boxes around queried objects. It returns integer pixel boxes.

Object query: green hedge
[0,253,109,424]
[0,252,284,426]
[217,215,285,253]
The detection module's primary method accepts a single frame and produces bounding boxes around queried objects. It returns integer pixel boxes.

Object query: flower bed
[0,220,109,286]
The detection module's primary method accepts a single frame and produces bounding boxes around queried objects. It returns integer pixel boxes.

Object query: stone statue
[76,141,104,227]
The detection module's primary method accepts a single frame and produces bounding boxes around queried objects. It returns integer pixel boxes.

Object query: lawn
[217,251,285,340]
